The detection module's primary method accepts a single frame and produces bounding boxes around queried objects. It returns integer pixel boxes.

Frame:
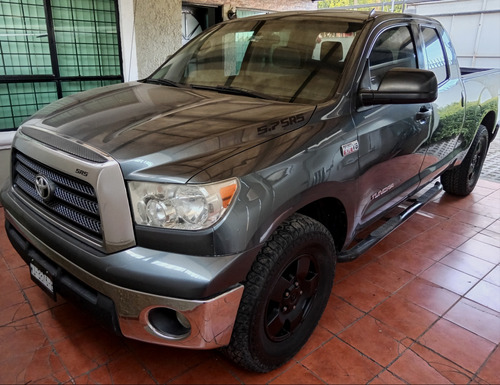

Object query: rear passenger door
[353,24,432,225]
[417,25,466,185]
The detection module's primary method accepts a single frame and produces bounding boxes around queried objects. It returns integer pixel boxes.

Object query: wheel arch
[480,110,498,143]
[296,197,348,254]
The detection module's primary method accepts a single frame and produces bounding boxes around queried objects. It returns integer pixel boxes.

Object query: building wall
[134,1,183,79]
[406,0,500,68]
[118,0,138,82]
[128,0,317,79]
[184,0,317,12]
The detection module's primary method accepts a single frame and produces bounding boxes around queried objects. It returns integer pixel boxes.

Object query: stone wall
[134,0,183,78]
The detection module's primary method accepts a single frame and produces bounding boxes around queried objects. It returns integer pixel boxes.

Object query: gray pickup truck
[1,10,499,372]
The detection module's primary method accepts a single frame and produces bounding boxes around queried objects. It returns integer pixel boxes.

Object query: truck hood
[26,82,315,182]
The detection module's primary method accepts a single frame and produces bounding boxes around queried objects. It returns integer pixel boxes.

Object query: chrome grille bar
[13,150,102,237]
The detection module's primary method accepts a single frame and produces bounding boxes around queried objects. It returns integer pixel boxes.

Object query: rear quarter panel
[460,69,500,150]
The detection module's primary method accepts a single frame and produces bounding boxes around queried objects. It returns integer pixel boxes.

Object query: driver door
[353,24,432,226]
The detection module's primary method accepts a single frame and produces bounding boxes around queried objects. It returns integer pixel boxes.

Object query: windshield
[149,17,362,104]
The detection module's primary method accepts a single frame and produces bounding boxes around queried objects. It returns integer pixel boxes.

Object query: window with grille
[0,0,123,131]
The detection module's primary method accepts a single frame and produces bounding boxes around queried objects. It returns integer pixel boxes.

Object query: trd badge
[341,140,359,157]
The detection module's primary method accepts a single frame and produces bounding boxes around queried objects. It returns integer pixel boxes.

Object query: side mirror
[359,68,438,105]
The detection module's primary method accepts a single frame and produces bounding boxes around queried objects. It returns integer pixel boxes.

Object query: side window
[368,26,417,90]
[421,27,448,83]
[441,30,459,70]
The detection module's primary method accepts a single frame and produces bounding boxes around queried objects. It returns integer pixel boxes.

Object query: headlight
[128,178,239,230]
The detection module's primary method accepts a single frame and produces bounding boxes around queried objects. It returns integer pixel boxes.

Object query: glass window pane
[0,0,52,76]
[52,0,121,77]
[1,0,123,131]
[368,26,417,90]
[0,82,58,131]
[421,27,448,84]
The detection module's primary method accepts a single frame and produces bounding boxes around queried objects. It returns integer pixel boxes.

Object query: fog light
[148,308,191,340]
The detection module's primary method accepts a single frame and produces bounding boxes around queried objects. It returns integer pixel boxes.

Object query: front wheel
[223,213,336,372]
[441,125,489,196]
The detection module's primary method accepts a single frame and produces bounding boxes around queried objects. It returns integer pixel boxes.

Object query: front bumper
[1,127,259,349]
[4,206,245,349]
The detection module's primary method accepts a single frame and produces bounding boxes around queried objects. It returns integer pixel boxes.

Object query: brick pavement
[483,135,500,182]
[1,180,499,384]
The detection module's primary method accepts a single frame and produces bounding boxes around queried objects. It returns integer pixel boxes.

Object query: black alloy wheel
[441,124,489,196]
[265,254,319,342]
[223,213,336,372]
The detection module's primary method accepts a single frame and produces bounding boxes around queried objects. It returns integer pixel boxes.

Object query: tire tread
[222,214,335,372]
[441,125,489,196]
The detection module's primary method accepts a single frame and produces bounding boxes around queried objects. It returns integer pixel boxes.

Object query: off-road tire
[223,213,336,372]
[441,125,489,196]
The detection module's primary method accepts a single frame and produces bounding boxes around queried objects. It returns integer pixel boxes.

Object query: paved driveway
[483,136,500,182]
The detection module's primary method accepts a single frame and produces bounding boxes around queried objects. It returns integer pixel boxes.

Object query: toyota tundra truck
[1,10,499,372]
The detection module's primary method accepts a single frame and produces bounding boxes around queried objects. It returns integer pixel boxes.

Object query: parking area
[0,144,499,384]
[483,135,500,183]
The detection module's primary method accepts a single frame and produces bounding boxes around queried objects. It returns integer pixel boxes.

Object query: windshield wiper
[143,80,272,99]
[190,84,271,100]
[143,78,182,88]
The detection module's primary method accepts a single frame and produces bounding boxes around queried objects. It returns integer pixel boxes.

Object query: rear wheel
[441,125,489,196]
[223,213,336,372]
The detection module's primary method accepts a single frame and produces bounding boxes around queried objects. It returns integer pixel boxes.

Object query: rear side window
[367,26,417,90]
[441,29,459,69]
[421,27,448,83]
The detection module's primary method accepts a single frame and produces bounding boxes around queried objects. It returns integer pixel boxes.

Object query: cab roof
[237,9,438,26]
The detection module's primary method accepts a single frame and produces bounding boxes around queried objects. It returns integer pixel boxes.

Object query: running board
[337,182,443,263]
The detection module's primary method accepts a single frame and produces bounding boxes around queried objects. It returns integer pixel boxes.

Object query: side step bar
[338,182,443,263]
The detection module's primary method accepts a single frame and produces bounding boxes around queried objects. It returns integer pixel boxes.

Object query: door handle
[415,106,432,124]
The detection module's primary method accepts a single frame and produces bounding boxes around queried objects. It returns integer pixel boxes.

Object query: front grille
[12,150,102,239]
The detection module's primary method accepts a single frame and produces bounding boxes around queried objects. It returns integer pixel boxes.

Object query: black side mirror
[359,68,438,105]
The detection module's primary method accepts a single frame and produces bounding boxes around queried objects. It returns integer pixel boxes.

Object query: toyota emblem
[35,175,55,201]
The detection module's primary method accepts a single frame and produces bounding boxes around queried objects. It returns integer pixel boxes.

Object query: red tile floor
[0,179,499,384]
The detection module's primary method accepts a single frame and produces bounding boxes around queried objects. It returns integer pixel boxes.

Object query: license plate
[30,259,56,301]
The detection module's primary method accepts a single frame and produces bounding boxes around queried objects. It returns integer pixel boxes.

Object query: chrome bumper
[5,210,244,349]
[118,285,244,348]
